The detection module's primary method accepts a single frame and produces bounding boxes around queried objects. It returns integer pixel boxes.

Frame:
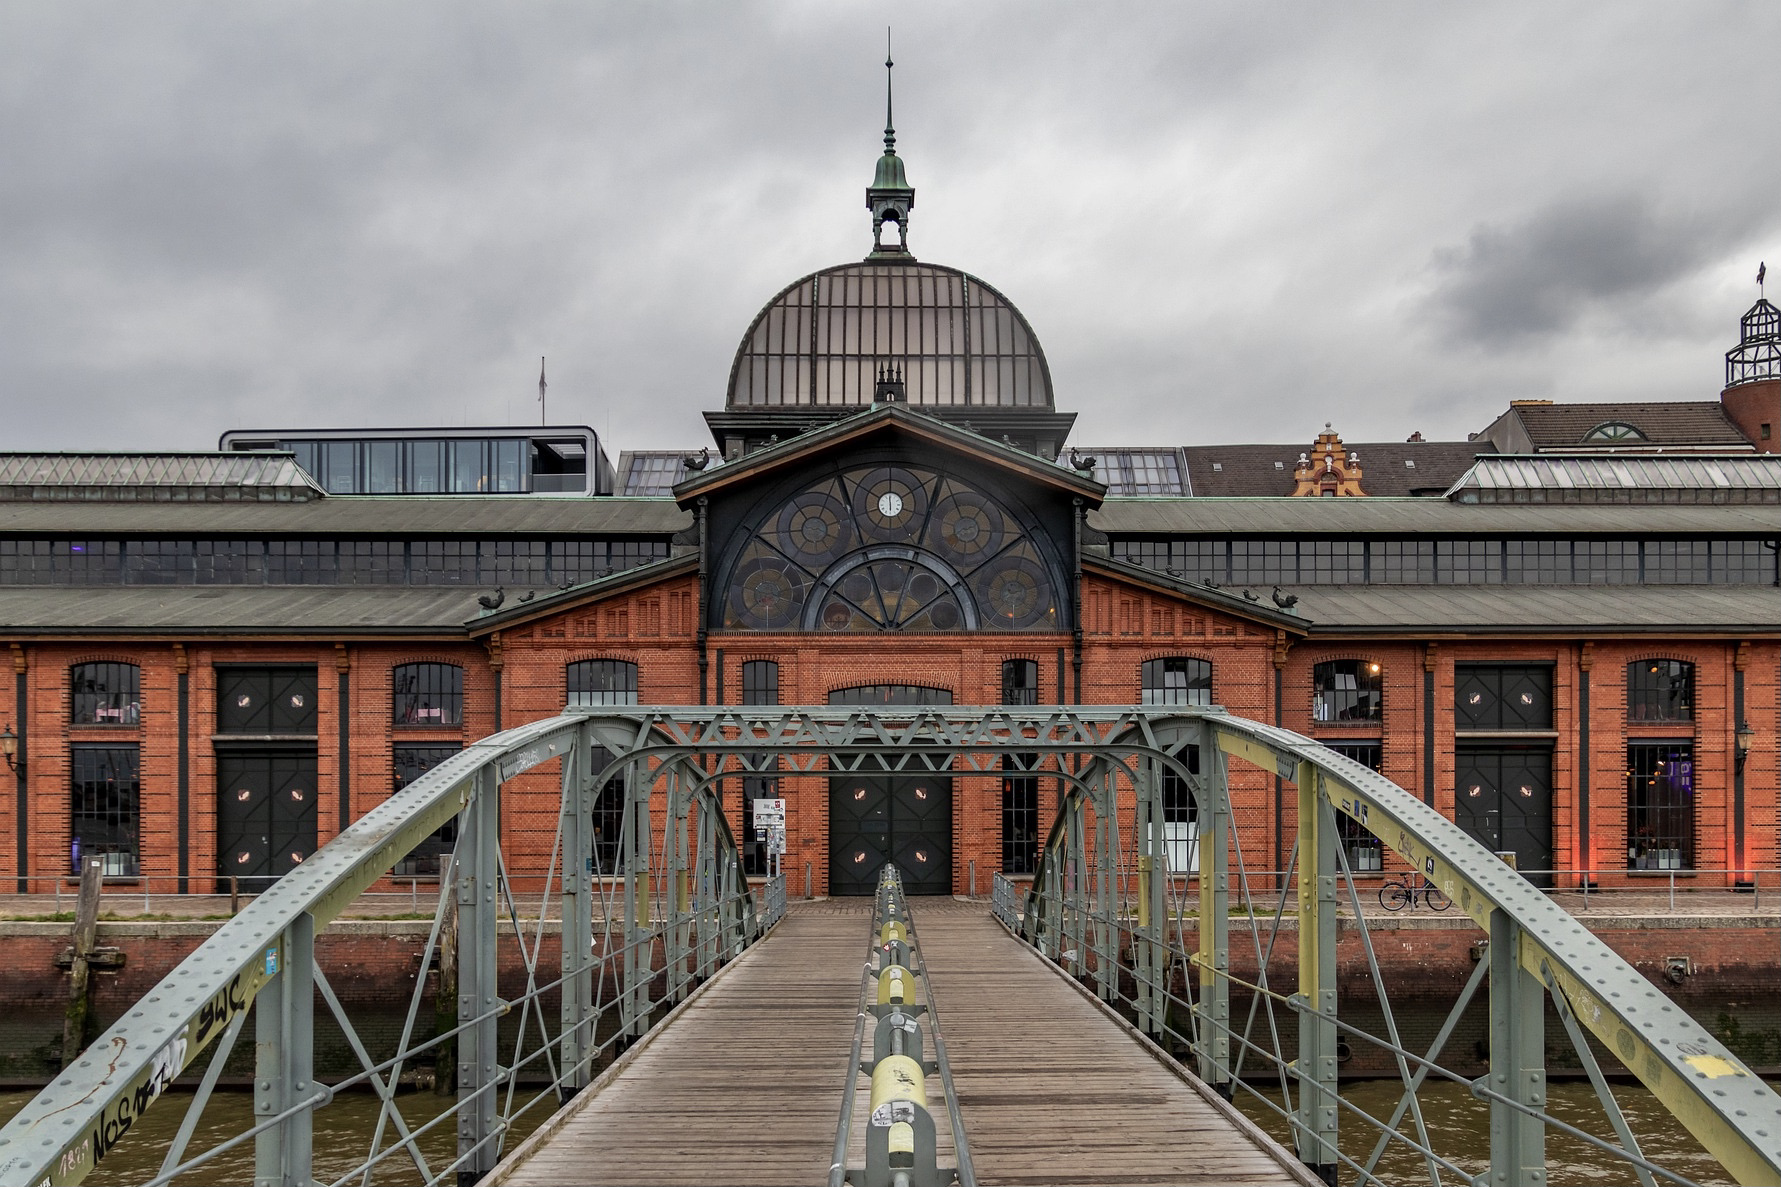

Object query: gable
[703,424,1086,634]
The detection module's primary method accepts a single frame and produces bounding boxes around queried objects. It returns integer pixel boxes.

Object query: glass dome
[726,262,1054,410]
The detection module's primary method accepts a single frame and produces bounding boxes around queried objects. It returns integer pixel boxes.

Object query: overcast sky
[2,3,1776,457]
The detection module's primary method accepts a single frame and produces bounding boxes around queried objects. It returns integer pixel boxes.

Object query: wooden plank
[492,904,868,1186]
[913,902,1316,1187]
[493,899,1312,1187]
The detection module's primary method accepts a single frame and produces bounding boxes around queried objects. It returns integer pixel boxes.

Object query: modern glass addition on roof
[233,436,596,495]
[1085,450,1187,496]
[621,453,689,497]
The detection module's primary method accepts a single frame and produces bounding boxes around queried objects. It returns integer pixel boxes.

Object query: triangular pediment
[672,404,1104,509]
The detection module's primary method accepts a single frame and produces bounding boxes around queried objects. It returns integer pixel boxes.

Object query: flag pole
[538,356,548,426]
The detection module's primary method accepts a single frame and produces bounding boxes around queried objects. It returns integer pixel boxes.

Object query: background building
[1,127,1775,899]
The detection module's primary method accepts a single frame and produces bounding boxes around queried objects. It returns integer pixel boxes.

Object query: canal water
[0,1077,1759,1185]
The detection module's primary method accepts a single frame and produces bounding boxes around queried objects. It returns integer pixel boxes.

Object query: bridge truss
[0,707,1775,1186]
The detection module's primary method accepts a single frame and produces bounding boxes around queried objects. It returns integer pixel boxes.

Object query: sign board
[753,798,788,857]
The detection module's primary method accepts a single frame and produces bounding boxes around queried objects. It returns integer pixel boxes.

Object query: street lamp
[1735,720,1757,773]
[0,725,20,776]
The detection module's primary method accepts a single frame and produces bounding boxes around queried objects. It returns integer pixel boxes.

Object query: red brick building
[2,137,1777,898]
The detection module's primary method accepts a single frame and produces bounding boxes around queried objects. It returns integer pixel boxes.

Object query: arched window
[1000,659,1039,706]
[828,685,953,706]
[70,662,140,725]
[719,464,1065,633]
[1140,658,1212,706]
[568,660,639,707]
[1582,421,1648,443]
[393,663,463,726]
[740,660,779,707]
[1313,660,1383,723]
[1628,660,1693,722]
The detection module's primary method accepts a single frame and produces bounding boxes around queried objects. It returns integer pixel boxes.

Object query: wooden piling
[60,856,104,1070]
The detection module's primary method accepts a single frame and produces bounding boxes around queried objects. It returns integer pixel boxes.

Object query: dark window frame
[1001,658,1040,706]
[567,659,640,707]
[71,743,140,876]
[739,660,780,876]
[1001,752,1040,875]
[70,661,141,726]
[1312,659,1384,724]
[391,744,461,877]
[1627,742,1694,870]
[1627,659,1694,723]
[1324,742,1384,873]
[1140,657,1213,707]
[392,663,464,727]
[827,685,954,706]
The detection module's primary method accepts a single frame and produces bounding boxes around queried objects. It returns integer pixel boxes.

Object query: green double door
[828,766,952,896]
[216,750,318,891]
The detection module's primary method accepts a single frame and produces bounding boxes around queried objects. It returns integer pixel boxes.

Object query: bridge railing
[832,865,974,1187]
[0,713,782,1187]
[1001,713,1781,1187]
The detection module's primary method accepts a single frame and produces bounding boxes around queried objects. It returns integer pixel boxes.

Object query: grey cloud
[0,3,1778,456]
[1426,197,1721,345]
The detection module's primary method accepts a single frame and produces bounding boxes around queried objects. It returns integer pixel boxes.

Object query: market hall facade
[1,131,1778,898]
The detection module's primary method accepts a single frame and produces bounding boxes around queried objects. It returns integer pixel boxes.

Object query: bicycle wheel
[1378,882,1409,912]
[1423,885,1452,912]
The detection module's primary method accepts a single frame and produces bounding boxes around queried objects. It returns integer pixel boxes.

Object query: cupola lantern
[867,36,915,258]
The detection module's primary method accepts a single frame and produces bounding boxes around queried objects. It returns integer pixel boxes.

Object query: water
[0,1087,551,1186]
[0,1077,1758,1185]
[1235,1077,1745,1186]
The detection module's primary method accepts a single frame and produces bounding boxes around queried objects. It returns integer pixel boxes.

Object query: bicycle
[1378,873,1451,912]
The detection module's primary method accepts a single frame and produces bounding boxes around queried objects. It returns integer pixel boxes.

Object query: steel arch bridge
[0,706,1776,1187]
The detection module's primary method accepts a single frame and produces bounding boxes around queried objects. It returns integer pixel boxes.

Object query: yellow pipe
[876,965,912,1006]
[870,1053,927,1111]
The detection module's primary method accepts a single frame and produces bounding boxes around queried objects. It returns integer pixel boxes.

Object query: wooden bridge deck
[489,899,1312,1187]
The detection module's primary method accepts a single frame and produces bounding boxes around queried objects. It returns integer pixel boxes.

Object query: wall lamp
[1735,720,1756,774]
[0,725,21,776]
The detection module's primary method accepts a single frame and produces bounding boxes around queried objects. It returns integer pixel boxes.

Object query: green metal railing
[999,712,1781,1187]
[0,712,782,1187]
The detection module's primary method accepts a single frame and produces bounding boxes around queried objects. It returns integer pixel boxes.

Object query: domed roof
[726,260,1054,411]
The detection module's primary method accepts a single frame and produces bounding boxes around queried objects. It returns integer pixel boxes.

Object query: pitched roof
[1084,554,1309,632]
[0,495,692,535]
[1176,442,1481,497]
[0,585,483,635]
[0,453,324,502]
[1503,402,1750,449]
[1089,497,1778,535]
[1447,454,1781,504]
[673,403,1105,505]
[1276,583,1779,635]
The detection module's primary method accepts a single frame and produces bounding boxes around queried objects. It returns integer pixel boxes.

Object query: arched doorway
[827,685,954,895]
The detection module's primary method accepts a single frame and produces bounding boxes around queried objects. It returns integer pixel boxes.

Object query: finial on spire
[865,29,915,259]
[884,28,896,155]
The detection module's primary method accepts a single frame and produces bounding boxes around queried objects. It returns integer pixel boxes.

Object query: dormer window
[1582,421,1647,443]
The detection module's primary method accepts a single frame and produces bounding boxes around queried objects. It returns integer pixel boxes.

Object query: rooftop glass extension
[1077,449,1189,496]
[218,427,614,496]
[1446,454,1781,504]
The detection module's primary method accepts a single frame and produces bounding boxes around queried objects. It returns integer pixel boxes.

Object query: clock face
[877,491,904,518]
